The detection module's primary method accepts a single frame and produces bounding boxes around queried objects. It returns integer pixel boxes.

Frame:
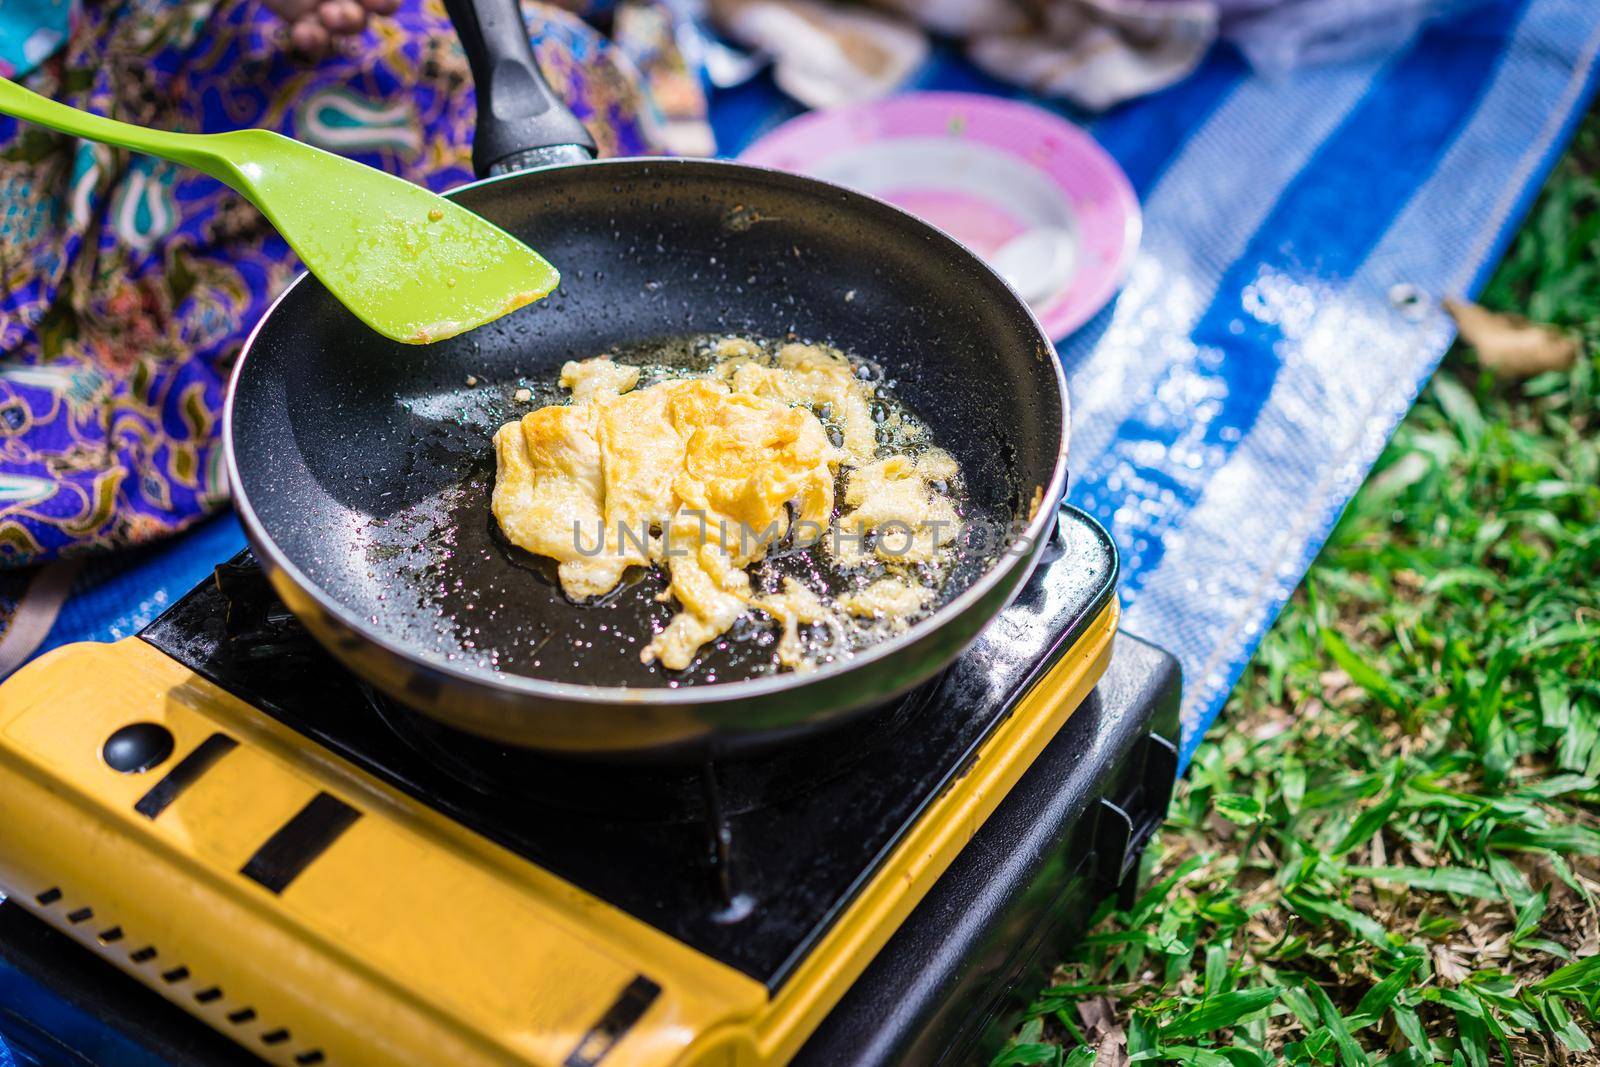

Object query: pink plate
[739,92,1141,342]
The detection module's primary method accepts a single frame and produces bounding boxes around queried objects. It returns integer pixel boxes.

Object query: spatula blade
[224,130,559,344]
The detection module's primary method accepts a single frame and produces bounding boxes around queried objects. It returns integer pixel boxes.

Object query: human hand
[265,0,400,54]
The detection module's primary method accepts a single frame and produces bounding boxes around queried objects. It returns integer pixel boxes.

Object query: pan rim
[223,155,1072,707]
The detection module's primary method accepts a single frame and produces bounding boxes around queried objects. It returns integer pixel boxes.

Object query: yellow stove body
[0,601,1115,1067]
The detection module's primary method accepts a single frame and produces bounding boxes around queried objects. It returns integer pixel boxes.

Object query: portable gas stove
[0,505,1178,1067]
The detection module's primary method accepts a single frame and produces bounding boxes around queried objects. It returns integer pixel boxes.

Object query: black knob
[102,723,175,774]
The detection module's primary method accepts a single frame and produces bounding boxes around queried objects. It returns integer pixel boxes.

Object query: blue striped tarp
[23,0,1600,771]
[1075,0,1600,764]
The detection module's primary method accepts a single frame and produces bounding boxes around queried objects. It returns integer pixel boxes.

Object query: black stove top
[138,507,1116,990]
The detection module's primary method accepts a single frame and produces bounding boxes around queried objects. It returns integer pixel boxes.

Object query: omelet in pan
[491,338,963,672]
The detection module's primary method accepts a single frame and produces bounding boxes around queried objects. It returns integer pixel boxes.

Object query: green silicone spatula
[0,77,559,344]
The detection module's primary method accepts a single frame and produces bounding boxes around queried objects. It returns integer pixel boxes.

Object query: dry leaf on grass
[1078,995,1130,1067]
[1444,297,1578,377]
[1433,944,1471,985]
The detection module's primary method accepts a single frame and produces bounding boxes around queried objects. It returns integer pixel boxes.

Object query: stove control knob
[102,722,176,774]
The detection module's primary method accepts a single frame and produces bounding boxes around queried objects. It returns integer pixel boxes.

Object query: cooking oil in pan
[356,333,1004,687]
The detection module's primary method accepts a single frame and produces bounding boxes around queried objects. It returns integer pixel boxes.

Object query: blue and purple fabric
[7,0,1600,772]
[0,0,683,571]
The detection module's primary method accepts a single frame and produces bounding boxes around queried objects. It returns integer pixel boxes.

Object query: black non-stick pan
[223,0,1069,758]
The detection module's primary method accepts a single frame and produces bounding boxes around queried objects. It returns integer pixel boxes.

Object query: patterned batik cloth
[0,0,703,571]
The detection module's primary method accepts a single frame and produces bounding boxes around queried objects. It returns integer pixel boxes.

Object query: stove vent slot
[26,883,330,1067]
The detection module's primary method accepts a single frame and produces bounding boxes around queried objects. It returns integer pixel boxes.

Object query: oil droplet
[428,208,444,221]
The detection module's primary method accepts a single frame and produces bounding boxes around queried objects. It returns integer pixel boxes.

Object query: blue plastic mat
[20,0,1600,773]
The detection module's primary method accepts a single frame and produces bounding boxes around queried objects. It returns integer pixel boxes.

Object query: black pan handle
[442,0,596,178]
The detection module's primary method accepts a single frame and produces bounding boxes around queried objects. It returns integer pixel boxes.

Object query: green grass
[995,116,1600,1063]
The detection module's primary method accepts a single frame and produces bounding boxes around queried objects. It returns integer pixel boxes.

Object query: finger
[362,0,400,17]
[290,16,330,53]
[318,0,367,34]
[267,0,319,21]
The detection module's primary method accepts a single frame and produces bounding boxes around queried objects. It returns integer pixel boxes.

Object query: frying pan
[222,0,1070,759]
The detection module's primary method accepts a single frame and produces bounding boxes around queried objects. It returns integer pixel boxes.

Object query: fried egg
[491,340,964,674]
